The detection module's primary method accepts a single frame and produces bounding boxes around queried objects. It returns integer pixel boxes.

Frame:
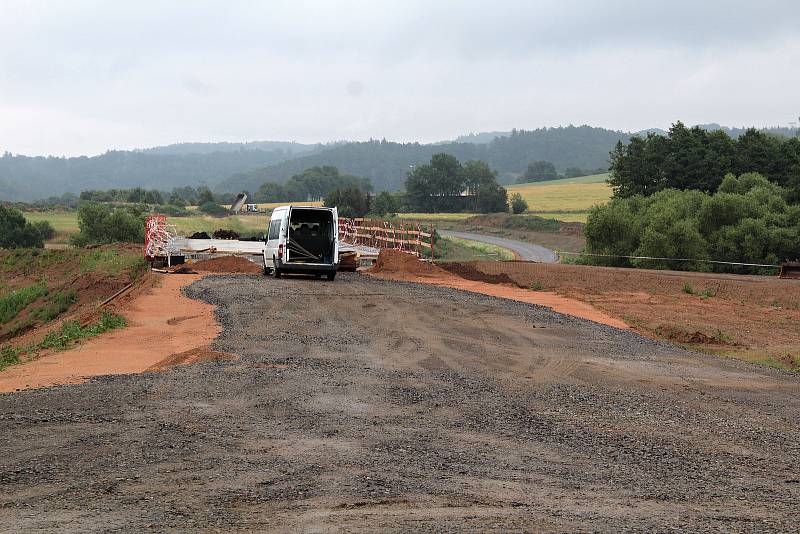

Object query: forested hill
[217,126,630,193]
[140,140,318,156]
[0,148,301,201]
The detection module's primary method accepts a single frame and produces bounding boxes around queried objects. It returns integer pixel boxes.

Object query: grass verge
[0,283,48,325]
[0,312,127,371]
[435,236,515,262]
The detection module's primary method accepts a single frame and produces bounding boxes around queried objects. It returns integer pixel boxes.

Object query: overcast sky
[1,0,799,156]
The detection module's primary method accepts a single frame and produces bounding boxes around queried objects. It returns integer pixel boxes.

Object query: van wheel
[272,260,282,278]
[326,272,336,281]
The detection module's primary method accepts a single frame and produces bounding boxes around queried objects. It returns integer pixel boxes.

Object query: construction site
[0,214,798,532]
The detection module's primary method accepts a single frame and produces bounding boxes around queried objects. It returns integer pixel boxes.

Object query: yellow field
[506,179,611,213]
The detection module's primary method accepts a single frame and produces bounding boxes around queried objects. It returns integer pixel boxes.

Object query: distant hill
[451,131,511,144]
[2,123,795,201]
[0,148,301,201]
[139,140,318,156]
[217,126,629,194]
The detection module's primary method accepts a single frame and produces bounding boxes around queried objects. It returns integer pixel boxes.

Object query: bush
[0,206,44,249]
[199,201,228,216]
[31,220,56,241]
[583,172,799,272]
[71,203,145,246]
[509,193,528,214]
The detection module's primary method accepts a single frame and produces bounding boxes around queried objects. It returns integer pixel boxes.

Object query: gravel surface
[1,273,798,532]
[439,230,559,262]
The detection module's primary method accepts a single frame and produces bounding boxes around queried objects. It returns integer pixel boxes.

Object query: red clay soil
[0,274,221,392]
[439,260,800,366]
[367,250,628,329]
[191,256,263,274]
[369,249,452,278]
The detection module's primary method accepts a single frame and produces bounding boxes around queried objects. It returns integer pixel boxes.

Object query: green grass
[0,282,48,325]
[79,249,148,277]
[435,236,515,262]
[513,173,610,186]
[0,312,128,372]
[22,210,271,242]
[32,289,77,322]
[39,313,126,351]
[0,346,20,371]
[1,249,73,274]
[22,211,80,233]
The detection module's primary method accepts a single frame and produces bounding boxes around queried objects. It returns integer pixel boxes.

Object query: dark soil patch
[192,256,263,274]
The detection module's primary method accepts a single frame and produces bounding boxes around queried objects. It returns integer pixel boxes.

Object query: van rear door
[332,207,339,264]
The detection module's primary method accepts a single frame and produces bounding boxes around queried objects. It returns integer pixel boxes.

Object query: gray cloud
[1,0,798,155]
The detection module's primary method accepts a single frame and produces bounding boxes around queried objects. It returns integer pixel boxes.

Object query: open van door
[332,206,339,264]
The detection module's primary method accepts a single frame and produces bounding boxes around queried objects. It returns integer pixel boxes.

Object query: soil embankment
[367,250,629,329]
[0,274,222,392]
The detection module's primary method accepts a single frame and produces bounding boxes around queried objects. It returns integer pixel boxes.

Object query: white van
[263,205,339,280]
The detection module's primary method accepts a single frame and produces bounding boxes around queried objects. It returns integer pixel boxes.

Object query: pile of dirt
[655,325,739,346]
[146,346,237,372]
[369,250,450,279]
[440,262,521,286]
[191,256,263,274]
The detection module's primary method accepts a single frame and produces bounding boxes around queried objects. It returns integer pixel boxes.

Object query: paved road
[1,273,798,531]
[439,229,558,262]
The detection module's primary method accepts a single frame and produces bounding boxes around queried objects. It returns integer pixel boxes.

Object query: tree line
[588,122,800,272]
[608,122,800,201]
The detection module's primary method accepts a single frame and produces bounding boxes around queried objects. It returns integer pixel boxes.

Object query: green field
[23,211,270,242]
[436,236,515,262]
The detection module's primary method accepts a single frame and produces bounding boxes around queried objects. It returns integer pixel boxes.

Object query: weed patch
[80,249,145,276]
[40,313,126,351]
[32,290,77,322]
[682,282,717,299]
[529,281,545,291]
[0,283,48,324]
[0,346,20,371]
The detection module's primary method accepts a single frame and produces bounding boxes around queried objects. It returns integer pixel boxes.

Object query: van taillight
[278,243,284,259]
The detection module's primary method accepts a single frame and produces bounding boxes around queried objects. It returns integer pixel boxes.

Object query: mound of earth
[368,250,450,279]
[191,256,263,274]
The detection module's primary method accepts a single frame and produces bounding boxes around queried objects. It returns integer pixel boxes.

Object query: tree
[405,154,465,212]
[474,182,508,213]
[32,220,55,241]
[371,191,399,215]
[199,201,228,216]
[197,187,214,205]
[0,206,44,248]
[256,182,286,203]
[71,203,145,246]
[518,160,557,183]
[325,187,370,217]
[510,193,528,214]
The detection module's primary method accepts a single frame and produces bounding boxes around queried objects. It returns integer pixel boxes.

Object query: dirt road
[1,273,798,531]
[439,229,559,263]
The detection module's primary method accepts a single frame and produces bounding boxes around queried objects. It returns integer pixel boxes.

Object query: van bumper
[276,260,338,274]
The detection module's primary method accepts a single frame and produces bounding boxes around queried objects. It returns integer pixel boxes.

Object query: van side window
[268,219,281,240]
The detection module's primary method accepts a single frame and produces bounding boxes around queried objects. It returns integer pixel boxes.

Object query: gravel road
[1,273,798,532]
[439,229,559,262]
